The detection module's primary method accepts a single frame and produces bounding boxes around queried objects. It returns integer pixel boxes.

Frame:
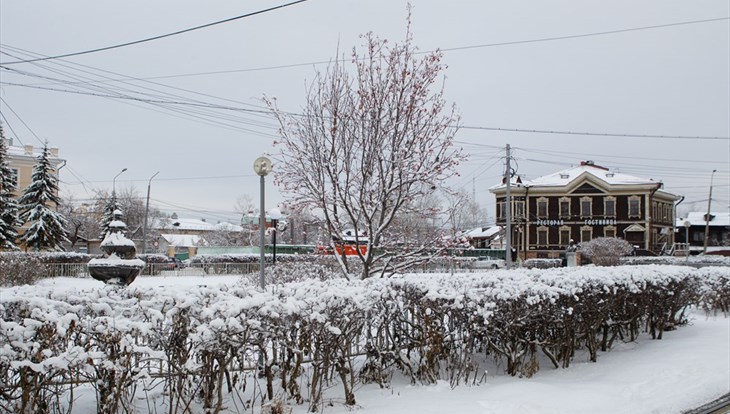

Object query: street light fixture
[253,156,271,289]
[112,168,128,198]
[142,171,160,253]
[703,169,717,254]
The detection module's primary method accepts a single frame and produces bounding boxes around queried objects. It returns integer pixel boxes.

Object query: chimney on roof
[580,160,609,171]
[24,144,33,155]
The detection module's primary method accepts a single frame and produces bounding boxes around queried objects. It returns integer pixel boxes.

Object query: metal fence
[44,263,261,278]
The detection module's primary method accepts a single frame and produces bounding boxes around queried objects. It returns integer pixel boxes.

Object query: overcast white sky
[1,0,728,224]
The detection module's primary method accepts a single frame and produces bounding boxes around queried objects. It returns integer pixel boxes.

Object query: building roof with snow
[490,161,679,202]
[160,234,205,247]
[677,211,730,228]
[491,161,663,190]
[154,218,243,232]
[465,226,501,239]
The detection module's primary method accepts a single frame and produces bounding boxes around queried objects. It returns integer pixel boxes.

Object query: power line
[0,49,281,138]
[458,125,729,140]
[439,17,729,53]
[11,74,723,142]
[0,0,311,65]
[0,112,25,145]
[515,146,729,166]
[0,97,46,146]
[9,16,723,81]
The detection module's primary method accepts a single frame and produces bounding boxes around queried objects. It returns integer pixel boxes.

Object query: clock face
[253,156,271,176]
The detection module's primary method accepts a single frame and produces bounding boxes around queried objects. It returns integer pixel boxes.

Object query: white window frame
[537,226,549,246]
[580,196,593,218]
[559,226,571,247]
[628,196,641,218]
[604,196,616,217]
[514,200,525,219]
[580,225,593,243]
[537,197,549,218]
[559,197,571,219]
[604,226,616,238]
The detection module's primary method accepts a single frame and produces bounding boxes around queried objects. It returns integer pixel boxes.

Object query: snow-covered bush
[35,252,92,264]
[579,237,634,266]
[0,252,48,286]
[0,265,727,412]
[136,253,169,275]
[523,258,562,269]
[622,255,730,266]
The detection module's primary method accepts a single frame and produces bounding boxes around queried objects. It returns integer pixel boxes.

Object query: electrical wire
[0,111,25,146]
[0,97,46,146]
[458,124,728,140]
[7,16,723,80]
[0,0,312,65]
[0,50,281,138]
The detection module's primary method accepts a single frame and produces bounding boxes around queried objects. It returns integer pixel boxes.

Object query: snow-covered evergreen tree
[99,195,119,239]
[0,125,20,250]
[18,144,69,251]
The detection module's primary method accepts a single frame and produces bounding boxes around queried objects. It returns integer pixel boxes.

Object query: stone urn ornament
[88,209,145,285]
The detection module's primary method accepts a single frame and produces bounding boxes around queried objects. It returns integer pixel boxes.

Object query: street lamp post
[142,171,160,253]
[269,208,282,264]
[683,219,691,261]
[253,156,271,289]
[112,168,128,199]
[703,169,717,254]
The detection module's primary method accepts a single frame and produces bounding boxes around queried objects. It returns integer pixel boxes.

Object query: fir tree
[18,144,69,251]
[99,195,119,239]
[0,125,20,250]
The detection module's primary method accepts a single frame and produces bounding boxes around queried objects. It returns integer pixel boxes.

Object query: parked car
[163,257,185,270]
[472,257,506,269]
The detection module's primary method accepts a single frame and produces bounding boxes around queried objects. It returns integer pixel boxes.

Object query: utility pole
[142,171,159,253]
[703,169,717,254]
[505,144,512,269]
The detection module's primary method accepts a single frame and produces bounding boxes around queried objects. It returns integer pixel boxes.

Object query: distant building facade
[676,212,730,252]
[490,161,681,259]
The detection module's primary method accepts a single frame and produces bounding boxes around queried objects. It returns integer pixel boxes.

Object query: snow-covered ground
[6,273,730,413]
[309,311,729,414]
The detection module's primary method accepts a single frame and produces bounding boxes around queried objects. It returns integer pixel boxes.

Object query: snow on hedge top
[0,265,726,356]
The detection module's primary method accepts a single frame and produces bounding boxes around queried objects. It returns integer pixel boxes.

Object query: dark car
[163,257,185,270]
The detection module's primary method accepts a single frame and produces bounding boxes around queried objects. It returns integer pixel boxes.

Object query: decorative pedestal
[88,209,144,285]
[566,252,578,267]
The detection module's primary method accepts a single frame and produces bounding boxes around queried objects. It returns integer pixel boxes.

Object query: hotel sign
[533,218,617,226]
[584,219,616,226]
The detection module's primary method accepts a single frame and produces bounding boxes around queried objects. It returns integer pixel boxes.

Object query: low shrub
[0,252,48,286]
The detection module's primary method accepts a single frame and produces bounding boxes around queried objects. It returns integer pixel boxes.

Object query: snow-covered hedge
[0,252,48,286]
[523,258,563,269]
[621,255,730,266]
[0,266,728,412]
